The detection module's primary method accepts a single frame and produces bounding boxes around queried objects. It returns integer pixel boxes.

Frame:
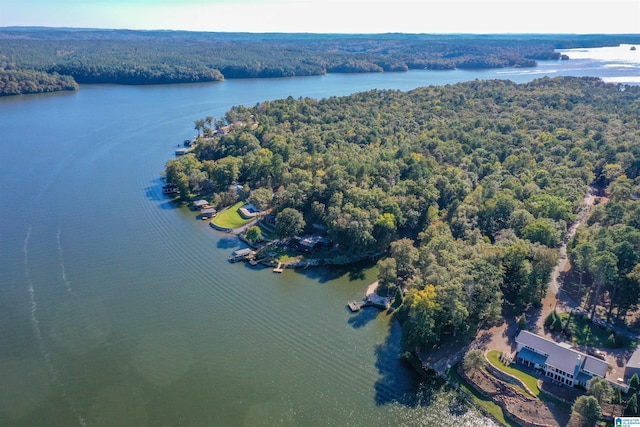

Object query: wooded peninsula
[2,28,640,96]
[165,76,640,424]
[167,75,640,348]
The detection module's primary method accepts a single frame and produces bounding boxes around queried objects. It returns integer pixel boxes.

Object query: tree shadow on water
[217,236,241,250]
[299,260,375,284]
[347,306,380,329]
[298,267,346,284]
[145,179,183,210]
[373,320,428,408]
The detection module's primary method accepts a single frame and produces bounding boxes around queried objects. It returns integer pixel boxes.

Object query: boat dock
[347,300,367,312]
[273,262,284,273]
[347,281,392,312]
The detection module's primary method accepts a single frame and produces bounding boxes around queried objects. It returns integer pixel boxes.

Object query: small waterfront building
[515,330,609,388]
[228,248,253,263]
[199,207,217,219]
[192,200,210,209]
[294,235,330,252]
[175,147,189,156]
[162,184,179,195]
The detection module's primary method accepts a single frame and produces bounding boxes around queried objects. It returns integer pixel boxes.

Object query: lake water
[0,45,638,426]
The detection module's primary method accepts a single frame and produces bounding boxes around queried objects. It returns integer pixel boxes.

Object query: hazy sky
[2,0,639,34]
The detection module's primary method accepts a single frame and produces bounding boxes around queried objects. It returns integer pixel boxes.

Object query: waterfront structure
[228,248,253,263]
[192,200,210,209]
[199,207,217,219]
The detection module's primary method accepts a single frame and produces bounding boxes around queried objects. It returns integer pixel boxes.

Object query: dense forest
[164,76,640,351]
[2,27,640,96]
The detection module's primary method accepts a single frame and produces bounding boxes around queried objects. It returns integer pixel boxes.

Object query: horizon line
[2,25,640,37]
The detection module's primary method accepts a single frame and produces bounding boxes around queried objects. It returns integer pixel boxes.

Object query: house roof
[193,200,209,207]
[517,347,548,366]
[232,248,252,257]
[516,330,608,377]
[297,235,330,248]
[546,347,582,376]
[516,330,558,357]
[627,346,640,369]
[583,355,609,377]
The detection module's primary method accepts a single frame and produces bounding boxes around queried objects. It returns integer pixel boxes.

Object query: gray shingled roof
[516,330,608,378]
[628,347,640,369]
[516,331,559,357]
[582,355,609,377]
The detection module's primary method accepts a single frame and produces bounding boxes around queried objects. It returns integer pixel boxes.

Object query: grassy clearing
[211,201,253,229]
[486,350,541,396]
[258,245,302,263]
[559,312,636,349]
[446,365,519,427]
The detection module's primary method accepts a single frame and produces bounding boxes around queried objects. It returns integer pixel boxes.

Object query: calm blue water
[0,46,636,426]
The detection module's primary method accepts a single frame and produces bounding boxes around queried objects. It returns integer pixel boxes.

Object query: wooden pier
[273,262,284,273]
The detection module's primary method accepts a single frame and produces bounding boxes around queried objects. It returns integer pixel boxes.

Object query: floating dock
[273,262,284,273]
[347,300,366,312]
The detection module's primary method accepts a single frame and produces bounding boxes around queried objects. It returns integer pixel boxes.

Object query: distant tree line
[2,28,640,96]
[0,61,78,95]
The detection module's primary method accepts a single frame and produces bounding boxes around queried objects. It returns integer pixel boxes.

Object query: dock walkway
[273,262,284,273]
[348,300,367,312]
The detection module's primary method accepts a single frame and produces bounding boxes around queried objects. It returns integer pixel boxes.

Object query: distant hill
[1,28,640,96]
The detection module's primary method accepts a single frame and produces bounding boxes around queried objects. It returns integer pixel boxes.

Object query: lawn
[256,244,303,264]
[446,365,519,427]
[211,201,254,229]
[558,312,636,349]
[486,350,541,396]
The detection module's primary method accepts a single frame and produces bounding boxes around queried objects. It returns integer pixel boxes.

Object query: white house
[515,330,609,388]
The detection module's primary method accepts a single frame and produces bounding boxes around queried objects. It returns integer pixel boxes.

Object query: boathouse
[192,200,210,209]
[162,184,179,195]
[199,207,217,219]
[228,248,253,263]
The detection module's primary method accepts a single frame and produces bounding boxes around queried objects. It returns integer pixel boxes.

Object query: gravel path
[473,187,598,356]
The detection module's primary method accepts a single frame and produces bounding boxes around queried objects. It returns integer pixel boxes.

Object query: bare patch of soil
[464,367,570,427]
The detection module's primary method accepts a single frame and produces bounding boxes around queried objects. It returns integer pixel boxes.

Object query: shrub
[606,333,616,348]
[518,313,527,331]
[552,314,563,332]
[625,393,638,416]
[630,373,640,391]
[544,311,556,328]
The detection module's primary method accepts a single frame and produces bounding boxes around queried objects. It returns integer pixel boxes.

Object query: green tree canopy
[462,349,486,373]
[275,208,305,238]
[572,395,601,426]
[587,376,612,405]
[245,226,262,244]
